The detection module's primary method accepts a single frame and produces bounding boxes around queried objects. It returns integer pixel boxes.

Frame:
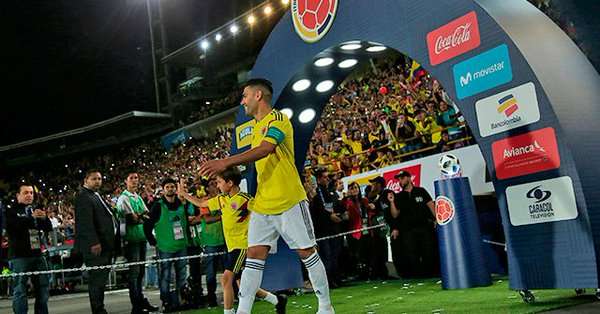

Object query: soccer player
[179,168,287,314]
[200,78,335,314]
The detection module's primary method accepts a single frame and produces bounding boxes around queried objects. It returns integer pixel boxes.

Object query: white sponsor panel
[505,176,578,226]
[475,82,540,137]
[341,145,493,197]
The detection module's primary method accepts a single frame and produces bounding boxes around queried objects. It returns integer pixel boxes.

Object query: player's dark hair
[243,78,273,99]
[217,167,242,186]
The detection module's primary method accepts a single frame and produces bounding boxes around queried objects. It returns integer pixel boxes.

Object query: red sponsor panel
[492,127,560,179]
[383,164,422,193]
[427,11,481,66]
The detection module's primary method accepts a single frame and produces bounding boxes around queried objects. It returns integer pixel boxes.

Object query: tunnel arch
[231,0,600,289]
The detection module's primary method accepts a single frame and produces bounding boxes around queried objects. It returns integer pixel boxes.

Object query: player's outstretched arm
[199,140,276,177]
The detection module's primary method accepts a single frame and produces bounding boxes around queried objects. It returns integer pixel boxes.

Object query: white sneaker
[316,306,335,314]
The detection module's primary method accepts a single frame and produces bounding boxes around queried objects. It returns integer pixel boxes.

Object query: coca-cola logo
[427,11,481,66]
[382,164,422,193]
[434,23,472,55]
[386,180,402,193]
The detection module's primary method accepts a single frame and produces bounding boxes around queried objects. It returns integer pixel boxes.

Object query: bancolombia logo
[475,82,540,137]
[506,176,578,226]
[427,11,481,66]
[453,44,513,99]
[492,127,560,180]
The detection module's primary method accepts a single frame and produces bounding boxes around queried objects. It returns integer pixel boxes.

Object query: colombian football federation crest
[291,0,338,43]
[435,196,456,225]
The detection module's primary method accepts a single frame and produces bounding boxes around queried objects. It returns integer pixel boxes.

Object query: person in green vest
[198,177,226,307]
[116,170,158,314]
[143,178,189,313]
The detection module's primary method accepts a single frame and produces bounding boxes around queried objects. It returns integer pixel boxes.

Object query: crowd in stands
[306,55,470,178]
[1,126,232,249]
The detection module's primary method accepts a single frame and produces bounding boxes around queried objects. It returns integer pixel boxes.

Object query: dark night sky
[2,1,598,147]
[2,0,259,146]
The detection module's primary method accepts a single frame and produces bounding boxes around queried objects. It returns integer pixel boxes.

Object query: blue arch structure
[231,0,600,290]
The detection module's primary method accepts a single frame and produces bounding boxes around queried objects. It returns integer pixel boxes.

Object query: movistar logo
[459,61,505,87]
[453,44,513,99]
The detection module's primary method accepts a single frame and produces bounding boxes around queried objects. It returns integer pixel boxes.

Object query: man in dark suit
[75,169,119,314]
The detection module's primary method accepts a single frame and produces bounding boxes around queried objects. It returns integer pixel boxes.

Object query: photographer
[6,182,53,314]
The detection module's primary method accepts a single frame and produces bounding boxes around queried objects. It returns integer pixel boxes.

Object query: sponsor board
[453,44,513,99]
[427,11,481,66]
[506,176,578,226]
[475,82,541,137]
[492,127,560,179]
[382,164,422,193]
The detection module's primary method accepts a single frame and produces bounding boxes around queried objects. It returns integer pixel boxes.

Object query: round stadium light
[341,43,362,50]
[340,41,362,50]
[366,45,387,52]
[292,79,311,92]
[316,80,335,93]
[215,33,222,42]
[264,6,273,15]
[230,24,239,34]
[338,59,358,69]
[247,15,256,25]
[314,57,334,67]
[299,108,316,124]
[281,108,294,119]
[205,101,211,105]
[201,40,209,50]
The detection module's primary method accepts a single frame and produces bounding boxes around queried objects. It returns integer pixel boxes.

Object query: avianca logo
[503,140,545,159]
[492,127,560,180]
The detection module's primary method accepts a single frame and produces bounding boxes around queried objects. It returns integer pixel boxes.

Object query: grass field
[187,277,596,313]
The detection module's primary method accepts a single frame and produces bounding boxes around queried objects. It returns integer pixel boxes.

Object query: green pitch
[189,277,594,313]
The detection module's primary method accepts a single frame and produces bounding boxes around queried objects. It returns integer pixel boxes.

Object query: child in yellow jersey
[178,168,286,314]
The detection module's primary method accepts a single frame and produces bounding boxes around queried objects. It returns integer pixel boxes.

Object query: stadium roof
[1,111,172,166]
[161,1,286,73]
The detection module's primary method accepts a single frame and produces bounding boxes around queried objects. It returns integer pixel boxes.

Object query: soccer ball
[438,154,461,177]
[297,0,335,30]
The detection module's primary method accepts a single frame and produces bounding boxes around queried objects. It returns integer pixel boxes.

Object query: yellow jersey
[207,192,252,252]
[251,109,307,215]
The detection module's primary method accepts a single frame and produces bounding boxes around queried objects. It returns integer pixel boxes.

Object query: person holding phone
[6,182,53,314]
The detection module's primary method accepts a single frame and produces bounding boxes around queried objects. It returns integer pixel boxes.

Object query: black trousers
[400,227,438,278]
[319,237,342,284]
[187,246,205,305]
[125,241,147,310]
[83,252,113,314]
